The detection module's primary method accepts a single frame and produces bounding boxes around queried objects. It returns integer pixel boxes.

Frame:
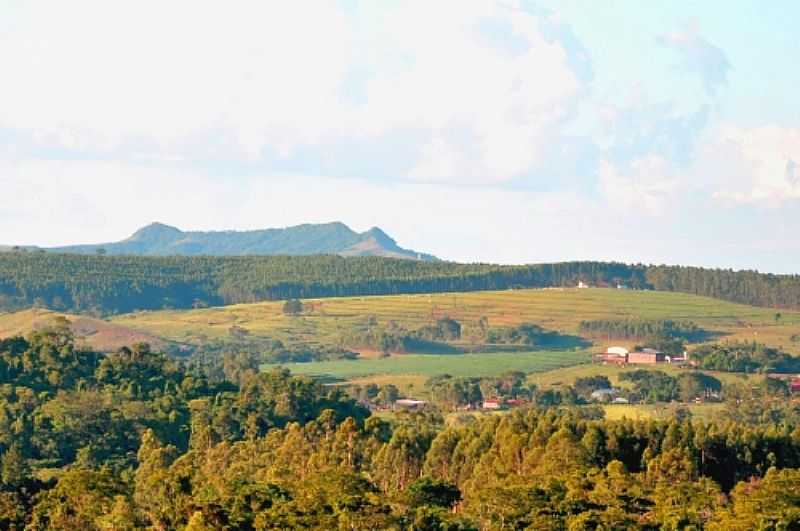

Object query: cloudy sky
[1,1,799,272]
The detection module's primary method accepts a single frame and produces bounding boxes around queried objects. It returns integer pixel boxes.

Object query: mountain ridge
[43,222,437,260]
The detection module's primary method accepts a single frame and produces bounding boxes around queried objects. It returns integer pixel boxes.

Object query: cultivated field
[110,287,800,352]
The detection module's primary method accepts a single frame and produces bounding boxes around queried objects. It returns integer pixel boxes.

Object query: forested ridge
[1,253,800,314]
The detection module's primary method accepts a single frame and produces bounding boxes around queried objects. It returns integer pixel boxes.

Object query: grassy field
[4,287,798,391]
[527,362,756,390]
[110,287,800,352]
[265,350,591,380]
[601,402,728,422]
[104,287,800,389]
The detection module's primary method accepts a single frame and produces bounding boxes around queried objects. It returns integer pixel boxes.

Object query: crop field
[110,287,800,352]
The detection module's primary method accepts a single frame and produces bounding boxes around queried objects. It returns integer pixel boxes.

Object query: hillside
[44,221,438,260]
[111,287,800,354]
[0,308,168,352]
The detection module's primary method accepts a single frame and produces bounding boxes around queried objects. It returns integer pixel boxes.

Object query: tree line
[579,319,704,342]
[3,253,800,314]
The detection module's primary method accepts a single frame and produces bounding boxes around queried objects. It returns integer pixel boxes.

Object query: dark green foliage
[281,298,303,315]
[676,372,721,402]
[691,341,800,373]
[579,319,704,342]
[6,255,800,315]
[574,375,613,399]
[406,477,461,508]
[620,370,679,403]
[425,375,483,409]
[619,370,721,404]
[231,368,369,438]
[416,317,462,342]
[179,338,359,386]
[486,322,557,346]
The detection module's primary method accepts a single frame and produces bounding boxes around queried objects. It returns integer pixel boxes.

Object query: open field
[528,362,757,390]
[4,288,799,391]
[601,402,728,422]
[110,287,800,352]
[264,350,591,380]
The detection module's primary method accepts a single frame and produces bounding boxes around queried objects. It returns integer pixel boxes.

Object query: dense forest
[1,328,800,528]
[2,253,800,314]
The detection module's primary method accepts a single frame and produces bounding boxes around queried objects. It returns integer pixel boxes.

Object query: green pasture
[264,350,591,380]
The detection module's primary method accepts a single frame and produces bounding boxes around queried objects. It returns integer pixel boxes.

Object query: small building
[628,348,665,364]
[590,388,618,401]
[577,281,589,289]
[666,351,688,364]
[482,399,503,410]
[612,397,630,404]
[395,399,427,410]
[593,346,629,365]
[505,398,525,408]
[791,379,800,394]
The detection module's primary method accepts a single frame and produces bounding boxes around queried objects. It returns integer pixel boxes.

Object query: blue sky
[1,1,799,272]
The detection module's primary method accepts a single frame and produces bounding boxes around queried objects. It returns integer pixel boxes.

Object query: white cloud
[657,23,730,95]
[0,0,584,183]
[701,125,800,204]
[597,155,680,215]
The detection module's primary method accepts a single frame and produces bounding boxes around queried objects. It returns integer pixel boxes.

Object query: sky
[1,0,799,272]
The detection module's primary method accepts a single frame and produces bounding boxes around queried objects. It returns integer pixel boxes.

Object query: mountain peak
[129,223,184,241]
[362,227,396,246]
[45,222,437,260]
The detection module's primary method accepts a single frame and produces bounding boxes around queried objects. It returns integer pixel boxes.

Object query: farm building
[666,352,688,364]
[482,399,503,410]
[627,348,665,364]
[792,379,800,394]
[593,346,629,365]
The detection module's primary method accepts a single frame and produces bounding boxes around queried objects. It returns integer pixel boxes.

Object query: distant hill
[44,222,437,260]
